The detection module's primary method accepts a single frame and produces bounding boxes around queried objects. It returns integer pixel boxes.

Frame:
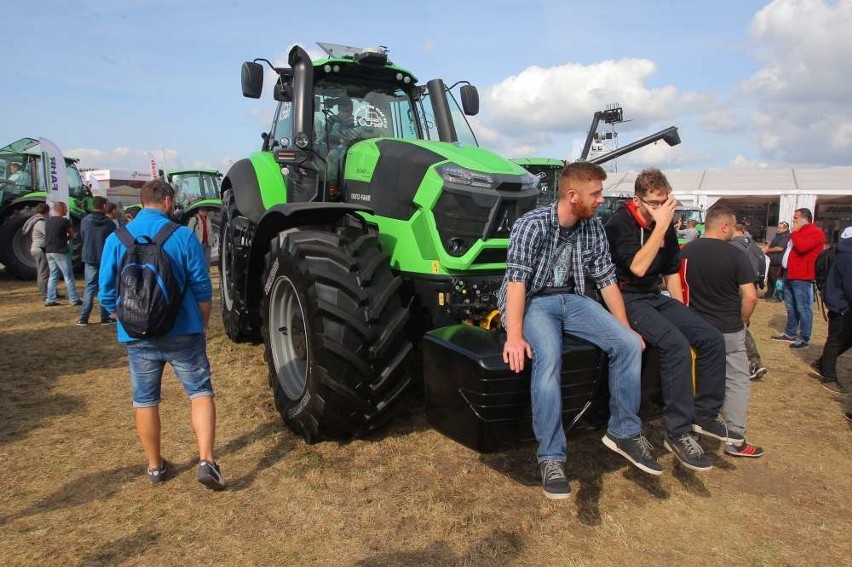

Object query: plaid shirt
[498,203,617,329]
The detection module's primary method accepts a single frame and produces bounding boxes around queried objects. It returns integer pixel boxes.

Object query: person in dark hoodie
[605,168,729,472]
[809,227,852,409]
[77,196,116,326]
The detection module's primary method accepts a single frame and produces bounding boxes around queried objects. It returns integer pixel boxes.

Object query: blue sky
[6,0,852,173]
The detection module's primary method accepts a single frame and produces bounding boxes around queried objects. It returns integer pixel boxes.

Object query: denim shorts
[127,333,214,408]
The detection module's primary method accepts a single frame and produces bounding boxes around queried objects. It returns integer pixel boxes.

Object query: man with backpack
[98,179,224,490]
[729,224,768,381]
[771,208,825,349]
[809,228,851,404]
[764,221,791,301]
[22,203,50,299]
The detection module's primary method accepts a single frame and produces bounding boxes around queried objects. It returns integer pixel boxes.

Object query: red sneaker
[724,440,765,458]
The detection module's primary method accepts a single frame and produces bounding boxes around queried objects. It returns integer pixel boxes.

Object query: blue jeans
[523,293,643,463]
[46,252,79,303]
[80,263,109,322]
[127,334,213,408]
[783,279,814,342]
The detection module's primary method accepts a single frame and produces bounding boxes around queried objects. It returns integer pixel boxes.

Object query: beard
[570,200,598,219]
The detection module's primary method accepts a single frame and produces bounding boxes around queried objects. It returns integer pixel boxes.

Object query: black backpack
[814,245,837,293]
[115,223,185,339]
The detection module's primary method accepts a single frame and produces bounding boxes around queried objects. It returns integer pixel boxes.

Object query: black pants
[816,310,852,383]
[623,292,727,437]
[766,265,781,299]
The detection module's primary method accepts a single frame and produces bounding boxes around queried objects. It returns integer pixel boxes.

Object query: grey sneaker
[147,459,170,485]
[602,432,663,476]
[770,333,796,342]
[790,340,809,349]
[197,460,226,491]
[693,416,732,443]
[539,460,571,500]
[749,362,768,381]
[664,433,712,471]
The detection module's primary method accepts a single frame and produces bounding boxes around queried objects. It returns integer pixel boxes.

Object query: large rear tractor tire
[0,207,38,280]
[261,216,413,442]
[219,197,259,342]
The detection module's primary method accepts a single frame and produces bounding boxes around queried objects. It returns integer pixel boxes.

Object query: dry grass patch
[1,269,850,566]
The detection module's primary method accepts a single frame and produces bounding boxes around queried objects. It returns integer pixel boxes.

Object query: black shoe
[693,416,733,443]
[602,432,663,476]
[100,317,117,325]
[75,319,88,327]
[844,412,852,423]
[790,340,809,349]
[808,362,825,380]
[749,362,768,381]
[197,460,226,491]
[664,433,712,471]
[71,299,83,307]
[539,460,571,500]
[770,333,796,342]
[44,301,62,307]
[147,459,171,485]
[821,380,848,394]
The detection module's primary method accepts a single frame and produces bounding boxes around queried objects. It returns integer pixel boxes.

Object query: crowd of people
[19,168,849,496]
[500,163,850,500]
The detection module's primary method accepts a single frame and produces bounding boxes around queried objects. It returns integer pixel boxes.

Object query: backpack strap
[152,222,181,246]
[116,227,137,248]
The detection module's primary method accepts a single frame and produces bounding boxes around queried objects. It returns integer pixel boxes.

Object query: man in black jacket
[605,168,730,472]
[764,221,790,300]
[77,197,116,325]
[810,227,852,407]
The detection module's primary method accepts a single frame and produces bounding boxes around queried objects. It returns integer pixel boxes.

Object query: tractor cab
[243,43,486,205]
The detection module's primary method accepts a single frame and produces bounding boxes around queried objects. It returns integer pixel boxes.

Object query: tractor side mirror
[460,85,479,116]
[241,61,264,99]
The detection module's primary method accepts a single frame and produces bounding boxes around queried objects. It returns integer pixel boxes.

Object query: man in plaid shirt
[499,161,661,501]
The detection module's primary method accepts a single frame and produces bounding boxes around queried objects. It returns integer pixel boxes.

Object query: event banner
[39,137,70,217]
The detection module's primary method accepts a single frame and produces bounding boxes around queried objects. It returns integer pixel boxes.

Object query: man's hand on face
[648,195,679,228]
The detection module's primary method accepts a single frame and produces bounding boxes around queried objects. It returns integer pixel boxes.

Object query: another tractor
[167,169,224,261]
[0,138,91,279]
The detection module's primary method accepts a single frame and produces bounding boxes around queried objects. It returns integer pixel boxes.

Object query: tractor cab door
[268,99,323,203]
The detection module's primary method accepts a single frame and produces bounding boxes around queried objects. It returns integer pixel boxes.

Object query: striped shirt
[497,203,617,330]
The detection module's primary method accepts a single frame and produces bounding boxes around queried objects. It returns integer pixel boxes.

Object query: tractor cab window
[170,172,219,209]
[314,84,419,157]
[32,160,86,197]
[418,88,479,147]
[269,101,294,150]
[0,157,35,195]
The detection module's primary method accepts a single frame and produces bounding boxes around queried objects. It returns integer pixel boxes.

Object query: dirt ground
[0,268,850,567]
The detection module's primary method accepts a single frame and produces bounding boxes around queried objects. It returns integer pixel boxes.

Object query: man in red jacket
[771,208,825,348]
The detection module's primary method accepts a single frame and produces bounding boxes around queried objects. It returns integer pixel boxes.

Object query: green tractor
[0,138,91,279]
[221,43,543,442]
[167,169,224,261]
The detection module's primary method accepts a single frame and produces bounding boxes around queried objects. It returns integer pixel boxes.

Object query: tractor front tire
[219,199,259,343]
[0,207,38,280]
[261,216,413,442]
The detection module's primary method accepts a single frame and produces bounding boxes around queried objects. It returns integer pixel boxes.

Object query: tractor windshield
[313,82,419,157]
[170,171,220,209]
[418,88,479,147]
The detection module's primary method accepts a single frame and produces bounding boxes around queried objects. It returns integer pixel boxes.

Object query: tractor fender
[0,192,48,217]
[245,202,374,314]
[223,158,267,224]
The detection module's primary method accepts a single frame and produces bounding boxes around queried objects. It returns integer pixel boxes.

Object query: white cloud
[68,146,184,172]
[740,0,852,164]
[730,155,770,169]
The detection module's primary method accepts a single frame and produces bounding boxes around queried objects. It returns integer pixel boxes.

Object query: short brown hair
[634,168,671,197]
[92,196,108,210]
[35,203,50,215]
[140,179,175,206]
[559,161,606,194]
[705,204,736,229]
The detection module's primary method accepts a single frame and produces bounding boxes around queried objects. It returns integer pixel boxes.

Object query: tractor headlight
[437,165,496,190]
